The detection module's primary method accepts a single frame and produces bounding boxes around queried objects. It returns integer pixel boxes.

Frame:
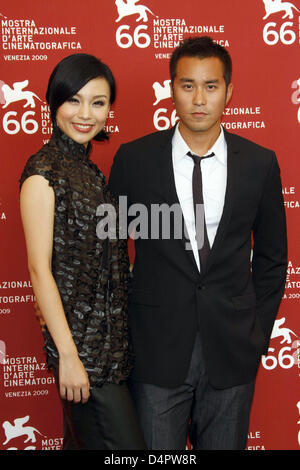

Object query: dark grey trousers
[129,334,255,450]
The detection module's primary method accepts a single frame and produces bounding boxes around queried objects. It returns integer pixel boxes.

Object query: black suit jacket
[108,127,287,389]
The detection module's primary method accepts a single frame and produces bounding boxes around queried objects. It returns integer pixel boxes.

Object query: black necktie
[187,151,215,272]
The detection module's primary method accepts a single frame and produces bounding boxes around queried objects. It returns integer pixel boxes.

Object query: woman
[20,53,145,450]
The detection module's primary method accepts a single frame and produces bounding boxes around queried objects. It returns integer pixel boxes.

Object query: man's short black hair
[170,36,232,88]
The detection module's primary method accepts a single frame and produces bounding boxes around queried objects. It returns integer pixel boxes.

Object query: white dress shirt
[172,124,227,272]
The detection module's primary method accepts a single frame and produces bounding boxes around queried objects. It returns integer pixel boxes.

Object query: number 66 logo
[262,346,296,370]
[116,25,151,48]
[263,21,296,45]
[2,111,39,135]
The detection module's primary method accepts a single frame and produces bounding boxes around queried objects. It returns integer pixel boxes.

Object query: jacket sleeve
[108,144,137,241]
[108,145,129,199]
[252,152,287,353]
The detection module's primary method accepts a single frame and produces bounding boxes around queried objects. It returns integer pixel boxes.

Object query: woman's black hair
[46,53,116,141]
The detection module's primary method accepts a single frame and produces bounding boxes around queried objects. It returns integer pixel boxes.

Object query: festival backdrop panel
[0,0,299,451]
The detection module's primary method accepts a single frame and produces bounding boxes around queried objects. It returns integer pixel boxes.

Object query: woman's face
[56,77,110,147]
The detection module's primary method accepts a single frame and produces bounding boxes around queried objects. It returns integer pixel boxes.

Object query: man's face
[172,56,233,139]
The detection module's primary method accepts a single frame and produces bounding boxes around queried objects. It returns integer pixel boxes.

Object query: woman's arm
[20,175,90,403]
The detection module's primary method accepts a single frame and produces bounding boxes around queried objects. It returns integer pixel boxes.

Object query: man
[108,36,287,450]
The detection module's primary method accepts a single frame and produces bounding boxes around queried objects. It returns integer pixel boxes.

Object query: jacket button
[197,284,205,290]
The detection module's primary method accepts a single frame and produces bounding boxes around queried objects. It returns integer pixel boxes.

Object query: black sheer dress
[20,126,133,388]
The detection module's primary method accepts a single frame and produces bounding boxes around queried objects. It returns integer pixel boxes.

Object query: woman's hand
[59,353,90,404]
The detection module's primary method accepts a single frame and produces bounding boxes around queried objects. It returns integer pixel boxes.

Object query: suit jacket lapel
[157,127,200,273]
[204,129,240,274]
[155,127,241,277]
[156,127,179,206]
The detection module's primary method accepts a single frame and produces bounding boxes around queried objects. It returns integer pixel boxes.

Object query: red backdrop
[0,0,299,451]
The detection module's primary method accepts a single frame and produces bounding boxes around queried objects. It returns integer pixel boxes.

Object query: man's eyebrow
[178,78,220,83]
[204,79,220,84]
[178,77,194,82]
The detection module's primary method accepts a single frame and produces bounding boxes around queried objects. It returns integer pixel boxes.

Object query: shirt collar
[172,123,227,166]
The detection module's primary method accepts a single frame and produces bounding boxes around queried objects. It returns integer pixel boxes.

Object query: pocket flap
[232,293,256,310]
